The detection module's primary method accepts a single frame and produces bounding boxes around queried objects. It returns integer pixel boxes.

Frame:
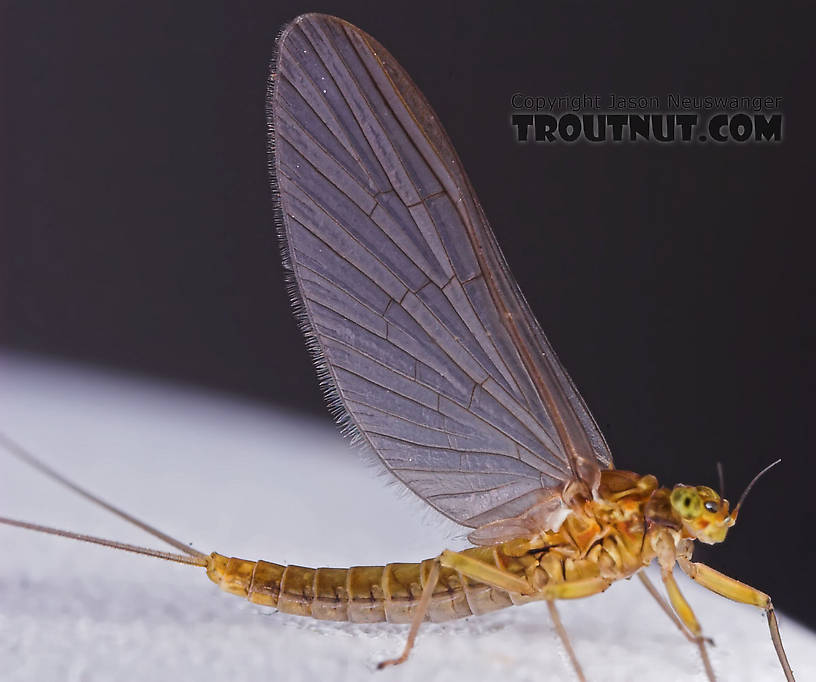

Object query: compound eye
[670,487,703,518]
[704,500,718,513]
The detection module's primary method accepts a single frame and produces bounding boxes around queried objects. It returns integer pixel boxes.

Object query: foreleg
[677,557,795,682]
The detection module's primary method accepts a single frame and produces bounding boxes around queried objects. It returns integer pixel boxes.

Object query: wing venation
[269,14,613,527]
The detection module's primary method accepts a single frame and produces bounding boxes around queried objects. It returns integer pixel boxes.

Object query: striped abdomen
[206,547,522,624]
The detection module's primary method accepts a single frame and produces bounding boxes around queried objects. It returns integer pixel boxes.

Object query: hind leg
[547,600,587,682]
[377,559,442,669]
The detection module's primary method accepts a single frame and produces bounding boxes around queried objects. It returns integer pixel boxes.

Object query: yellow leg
[440,549,611,599]
[439,549,532,593]
[677,558,795,682]
[638,571,713,645]
[439,549,611,682]
[661,569,703,636]
[640,571,715,682]
[660,566,717,681]
[377,559,441,669]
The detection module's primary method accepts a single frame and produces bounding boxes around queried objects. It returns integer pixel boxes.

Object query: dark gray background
[2,2,814,628]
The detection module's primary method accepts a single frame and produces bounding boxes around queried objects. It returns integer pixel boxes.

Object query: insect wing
[269,14,612,527]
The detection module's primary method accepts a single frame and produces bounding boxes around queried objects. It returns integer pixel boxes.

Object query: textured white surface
[1,352,814,682]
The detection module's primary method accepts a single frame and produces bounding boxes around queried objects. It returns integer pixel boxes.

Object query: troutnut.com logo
[510,93,783,143]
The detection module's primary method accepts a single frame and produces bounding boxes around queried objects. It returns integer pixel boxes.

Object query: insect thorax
[492,470,675,588]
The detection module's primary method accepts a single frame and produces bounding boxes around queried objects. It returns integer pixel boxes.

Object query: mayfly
[0,13,796,682]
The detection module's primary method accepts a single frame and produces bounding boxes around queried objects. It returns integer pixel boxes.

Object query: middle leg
[659,567,716,682]
[639,571,715,681]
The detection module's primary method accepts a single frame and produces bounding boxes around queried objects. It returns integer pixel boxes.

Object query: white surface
[0,352,813,682]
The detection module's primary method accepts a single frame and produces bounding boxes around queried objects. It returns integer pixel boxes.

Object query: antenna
[0,431,206,559]
[716,461,725,498]
[733,459,782,519]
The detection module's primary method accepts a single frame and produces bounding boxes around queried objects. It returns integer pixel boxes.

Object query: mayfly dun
[0,13,797,682]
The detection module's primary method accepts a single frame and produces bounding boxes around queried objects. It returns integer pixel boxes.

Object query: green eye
[671,487,702,518]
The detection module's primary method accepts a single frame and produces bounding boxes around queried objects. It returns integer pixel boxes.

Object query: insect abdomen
[206,549,516,623]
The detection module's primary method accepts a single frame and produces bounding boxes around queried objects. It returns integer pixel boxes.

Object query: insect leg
[638,571,715,681]
[677,558,795,682]
[439,549,533,593]
[439,550,607,681]
[439,549,613,599]
[659,566,716,682]
[639,571,699,642]
[377,559,441,669]
[546,600,587,682]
